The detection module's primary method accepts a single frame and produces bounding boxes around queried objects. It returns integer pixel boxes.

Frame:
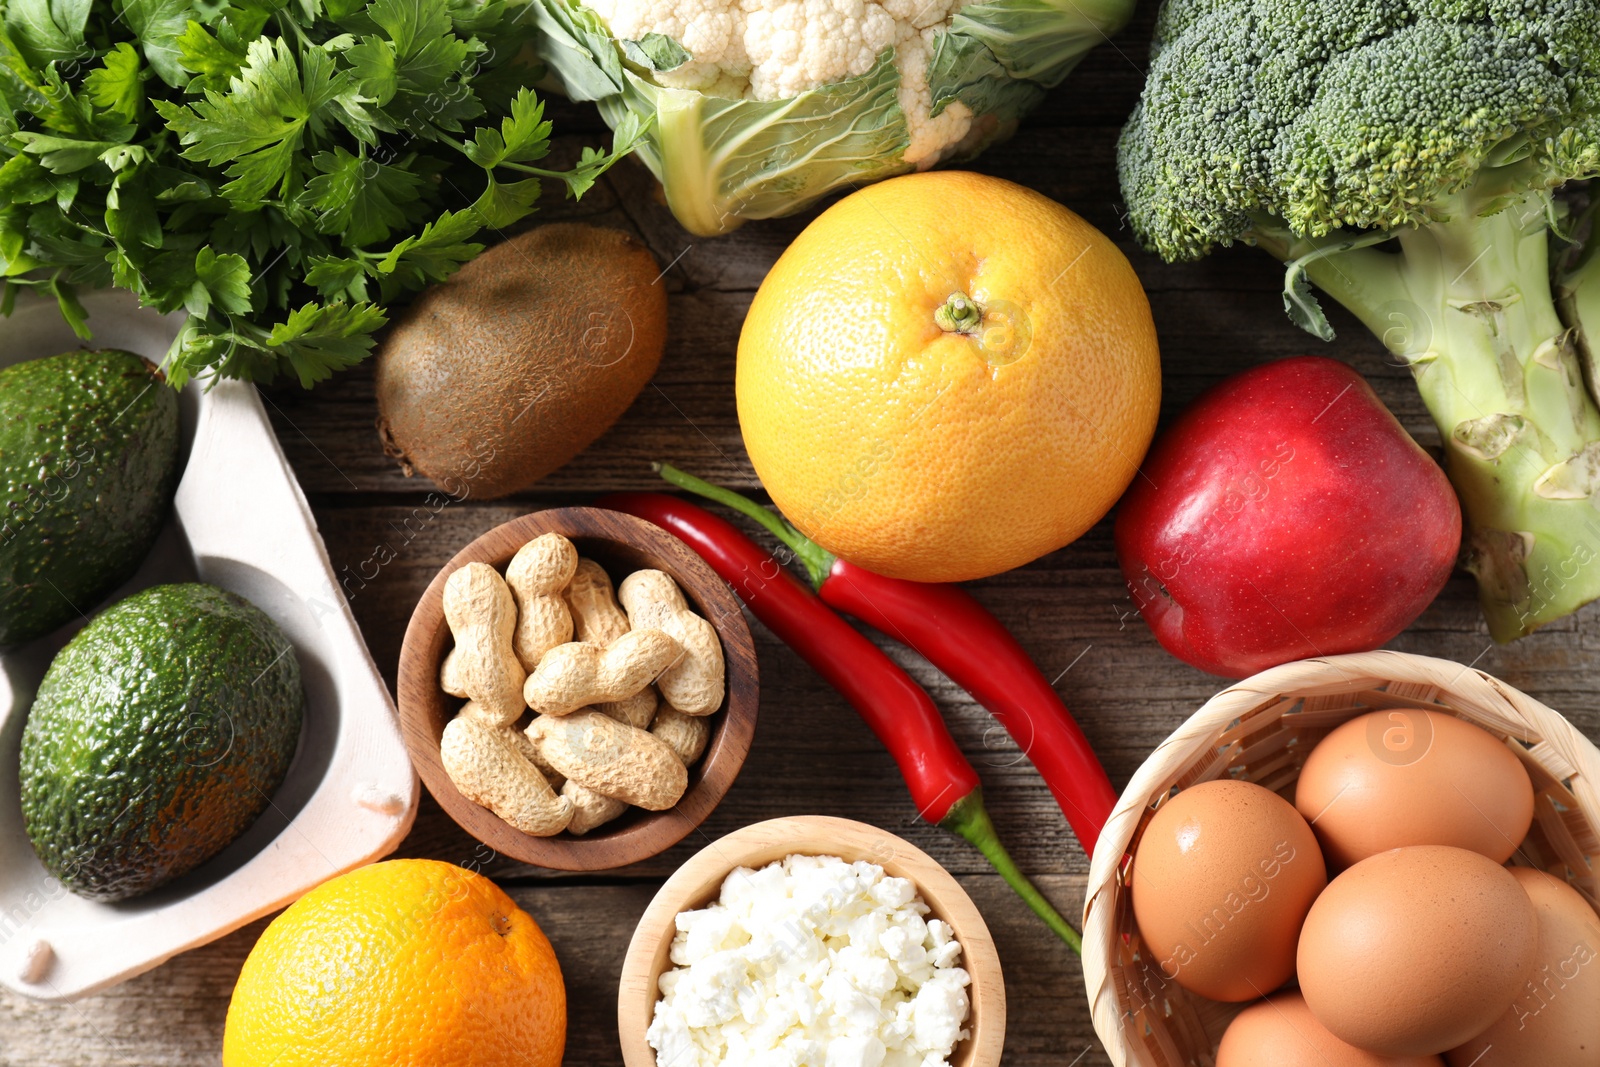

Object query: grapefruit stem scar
[935,291,984,334]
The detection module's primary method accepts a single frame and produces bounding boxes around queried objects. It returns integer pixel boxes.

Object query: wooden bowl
[1081,650,1600,1067]
[617,815,1006,1067]
[398,507,758,871]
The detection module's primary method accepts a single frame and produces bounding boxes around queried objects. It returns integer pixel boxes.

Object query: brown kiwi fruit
[375,223,667,499]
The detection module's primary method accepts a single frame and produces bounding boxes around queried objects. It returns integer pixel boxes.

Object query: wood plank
[0,876,1102,1066]
[9,0,1600,1058]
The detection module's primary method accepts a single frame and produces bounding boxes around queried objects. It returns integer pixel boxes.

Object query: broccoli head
[1121,0,1599,258]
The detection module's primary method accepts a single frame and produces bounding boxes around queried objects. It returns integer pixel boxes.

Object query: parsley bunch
[0,0,644,387]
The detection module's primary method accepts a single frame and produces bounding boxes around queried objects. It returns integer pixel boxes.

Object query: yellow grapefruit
[737,170,1161,582]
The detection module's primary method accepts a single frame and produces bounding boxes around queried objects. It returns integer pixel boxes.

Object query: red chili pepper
[817,567,1116,857]
[598,491,1082,953]
[651,464,1118,858]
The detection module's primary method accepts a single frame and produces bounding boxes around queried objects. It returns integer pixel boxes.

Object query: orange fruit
[737,171,1161,582]
[222,859,564,1067]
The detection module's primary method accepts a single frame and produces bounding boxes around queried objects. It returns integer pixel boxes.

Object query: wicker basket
[1081,650,1600,1067]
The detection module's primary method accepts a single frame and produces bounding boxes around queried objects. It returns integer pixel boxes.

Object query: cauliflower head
[533,0,1135,233]
[588,0,976,163]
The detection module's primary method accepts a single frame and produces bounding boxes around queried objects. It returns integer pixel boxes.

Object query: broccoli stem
[1257,189,1600,640]
[1559,196,1600,392]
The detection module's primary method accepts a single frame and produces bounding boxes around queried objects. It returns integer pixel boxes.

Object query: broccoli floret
[1119,0,1600,639]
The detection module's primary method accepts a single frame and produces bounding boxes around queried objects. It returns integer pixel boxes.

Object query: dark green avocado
[0,349,180,646]
[18,583,304,902]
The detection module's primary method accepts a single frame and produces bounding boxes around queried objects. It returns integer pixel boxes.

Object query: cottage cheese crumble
[647,853,972,1067]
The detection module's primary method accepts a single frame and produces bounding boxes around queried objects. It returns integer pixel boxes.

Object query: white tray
[0,290,418,1002]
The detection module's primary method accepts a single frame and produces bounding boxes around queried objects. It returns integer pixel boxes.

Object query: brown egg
[1218,992,1445,1066]
[1295,709,1534,868]
[1130,779,1327,1002]
[1446,868,1600,1067]
[1298,845,1540,1057]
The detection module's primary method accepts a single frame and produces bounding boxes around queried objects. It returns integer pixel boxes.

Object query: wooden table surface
[6,5,1600,1064]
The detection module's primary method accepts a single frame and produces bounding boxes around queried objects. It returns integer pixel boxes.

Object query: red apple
[1114,357,1461,677]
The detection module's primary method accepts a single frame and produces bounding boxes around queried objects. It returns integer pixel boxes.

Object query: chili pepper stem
[654,462,835,587]
[941,791,1083,954]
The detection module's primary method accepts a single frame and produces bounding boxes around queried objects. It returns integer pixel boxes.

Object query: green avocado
[18,583,304,902]
[0,349,181,646]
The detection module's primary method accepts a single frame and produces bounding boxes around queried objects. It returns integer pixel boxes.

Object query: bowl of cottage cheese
[618,816,1005,1067]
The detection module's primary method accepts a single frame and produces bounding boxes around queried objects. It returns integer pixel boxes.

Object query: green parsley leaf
[156,38,347,203]
[345,36,397,106]
[375,206,482,290]
[394,35,474,98]
[215,0,280,41]
[0,208,42,275]
[98,143,150,172]
[265,300,388,387]
[554,110,649,199]
[32,66,130,138]
[3,0,91,69]
[106,171,163,248]
[304,254,369,300]
[189,246,253,316]
[14,132,128,173]
[465,86,551,168]
[366,0,452,57]
[165,313,262,388]
[84,42,145,121]
[45,270,89,338]
[468,174,540,228]
[115,0,193,88]
[306,145,424,247]
[151,166,217,202]
[175,19,249,94]
[28,216,112,280]
[0,152,59,203]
